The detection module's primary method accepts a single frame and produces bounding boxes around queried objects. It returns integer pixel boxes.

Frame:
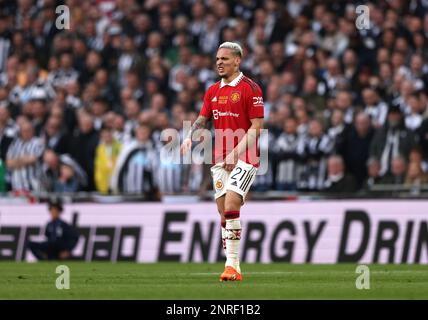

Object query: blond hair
[218,42,243,57]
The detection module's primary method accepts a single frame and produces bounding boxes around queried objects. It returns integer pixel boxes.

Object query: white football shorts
[210,159,258,203]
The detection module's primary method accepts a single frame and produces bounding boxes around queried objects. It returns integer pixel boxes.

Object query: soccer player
[180,42,264,281]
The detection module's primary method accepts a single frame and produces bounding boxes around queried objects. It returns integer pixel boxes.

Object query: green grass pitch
[0,262,427,299]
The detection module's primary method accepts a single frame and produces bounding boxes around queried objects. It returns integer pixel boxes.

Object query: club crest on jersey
[215,179,223,190]
[230,92,241,103]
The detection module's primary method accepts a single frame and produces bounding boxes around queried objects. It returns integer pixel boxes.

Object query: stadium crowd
[1,0,428,197]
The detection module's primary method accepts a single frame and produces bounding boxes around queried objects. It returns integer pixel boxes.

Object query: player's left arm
[235,117,264,156]
[224,117,264,170]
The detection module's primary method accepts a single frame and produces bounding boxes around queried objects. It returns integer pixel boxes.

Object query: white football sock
[225,218,241,273]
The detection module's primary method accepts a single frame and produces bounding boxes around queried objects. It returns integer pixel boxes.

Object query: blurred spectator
[409,146,428,173]
[0,106,16,161]
[124,70,144,103]
[156,127,185,195]
[93,69,115,108]
[199,13,220,54]
[0,13,11,73]
[364,157,382,190]
[94,124,122,194]
[404,93,424,131]
[370,105,416,178]
[112,112,127,143]
[59,154,87,190]
[417,116,428,164]
[27,94,49,136]
[14,63,55,106]
[48,52,79,88]
[123,98,141,139]
[90,96,110,130]
[318,13,349,57]
[334,90,355,125]
[110,123,158,198]
[53,161,79,193]
[362,88,388,129]
[69,111,99,191]
[324,155,358,193]
[117,34,144,87]
[298,119,334,190]
[328,109,347,153]
[40,116,70,155]
[338,112,374,188]
[321,57,347,97]
[40,149,60,192]
[271,117,303,191]
[405,161,428,189]
[301,75,326,117]
[6,119,44,191]
[380,156,408,185]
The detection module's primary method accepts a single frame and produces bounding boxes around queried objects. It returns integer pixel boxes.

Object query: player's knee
[224,195,242,212]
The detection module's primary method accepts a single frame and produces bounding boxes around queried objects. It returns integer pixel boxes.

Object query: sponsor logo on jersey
[211,96,217,102]
[212,109,240,120]
[253,96,264,106]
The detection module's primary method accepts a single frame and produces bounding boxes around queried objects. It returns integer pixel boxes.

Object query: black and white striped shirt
[272,132,305,187]
[6,137,44,191]
[155,143,184,194]
[47,69,79,88]
[364,102,388,127]
[10,81,56,105]
[298,134,334,190]
[111,140,158,195]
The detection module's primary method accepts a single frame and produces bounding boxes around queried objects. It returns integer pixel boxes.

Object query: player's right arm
[180,86,213,155]
[180,115,209,155]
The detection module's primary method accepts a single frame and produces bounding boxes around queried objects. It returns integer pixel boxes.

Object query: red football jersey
[199,72,264,166]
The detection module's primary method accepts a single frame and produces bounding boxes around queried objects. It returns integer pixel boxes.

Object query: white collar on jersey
[220,72,244,88]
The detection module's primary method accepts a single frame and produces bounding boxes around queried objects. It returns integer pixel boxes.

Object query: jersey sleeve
[199,87,212,119]
[247,84,264,119]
